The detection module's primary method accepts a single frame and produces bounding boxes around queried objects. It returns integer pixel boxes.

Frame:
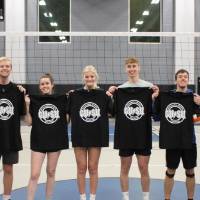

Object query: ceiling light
[44,12,53,18]
[143,10,149,16]
[130,28,138,32]
[136,21,144,25]
[50,22,58,27]
[59,36,66,40]
[39,0,46,6]
[151,0,160,4]
[62,40,68,43]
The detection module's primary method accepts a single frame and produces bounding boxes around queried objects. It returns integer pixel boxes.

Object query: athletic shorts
[32,149,61,153]
[166,144,197,169]
[0,151,19,165]
[119,148,151,157]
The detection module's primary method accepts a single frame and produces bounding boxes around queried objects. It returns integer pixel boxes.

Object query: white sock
[90,193,96,200]
[143,192,149,200]
[80,193,86,200]
[3,195,11,200]
[122,191,129,200]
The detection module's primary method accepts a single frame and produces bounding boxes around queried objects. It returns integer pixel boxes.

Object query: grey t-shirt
[118,79,153,88]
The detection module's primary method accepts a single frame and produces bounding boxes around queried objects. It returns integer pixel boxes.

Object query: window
[129,0,161,43]
[0,0,4,21]
[39,0,70,42]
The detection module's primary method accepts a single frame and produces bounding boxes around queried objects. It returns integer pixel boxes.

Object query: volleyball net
[0,31,199,88]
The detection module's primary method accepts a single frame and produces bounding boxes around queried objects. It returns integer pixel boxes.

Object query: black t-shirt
[30,94,69,151]
[154,91,195,149]
[0,82,25,153]
[114,88,153,149]
[67,88,113,147]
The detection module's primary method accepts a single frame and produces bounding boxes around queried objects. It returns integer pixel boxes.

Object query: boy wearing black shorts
[0,57,25,200]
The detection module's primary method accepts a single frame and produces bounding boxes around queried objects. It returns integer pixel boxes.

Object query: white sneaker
[122,194,129,200]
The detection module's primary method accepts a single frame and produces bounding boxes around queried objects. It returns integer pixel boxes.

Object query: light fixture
[143,10,149,16]
[59,36,66,40]
[44,12,53,18]
[50,22,58,27]
[130,28,138,32]
[136,20,144,25]
[62,40,68,43]
[0,9,3,20]
[39,0,46,6]
[151,0,160,4]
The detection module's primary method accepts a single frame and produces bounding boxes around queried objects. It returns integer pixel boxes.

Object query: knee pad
[185,172,195,178]
[166,170,175,178]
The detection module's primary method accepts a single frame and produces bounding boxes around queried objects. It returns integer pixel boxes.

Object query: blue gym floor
[1,178,199,200]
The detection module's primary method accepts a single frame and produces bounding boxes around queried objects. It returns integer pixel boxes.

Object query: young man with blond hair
[108,57,159,200]
[0,57,25,200]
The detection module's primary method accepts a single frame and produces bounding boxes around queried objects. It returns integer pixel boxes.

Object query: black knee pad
[185,172,195,178]
[166,170,175,178]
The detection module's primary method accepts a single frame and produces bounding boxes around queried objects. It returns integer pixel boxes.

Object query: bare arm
[24,95,32,126]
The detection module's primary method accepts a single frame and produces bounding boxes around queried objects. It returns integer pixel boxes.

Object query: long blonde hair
[82,65,99,89]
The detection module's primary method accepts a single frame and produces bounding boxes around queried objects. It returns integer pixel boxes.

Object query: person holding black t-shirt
[107,57,159,200]
[67,65,113,200]
[154,69,200,200]
[0,57,26,200]
[25,73,68,200]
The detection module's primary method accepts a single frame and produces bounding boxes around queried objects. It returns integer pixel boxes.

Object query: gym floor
[0,124,200,200]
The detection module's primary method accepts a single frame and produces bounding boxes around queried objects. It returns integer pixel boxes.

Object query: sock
[80,193,86,200]
[122,191,129,200]
[3,195,11,200]
[143,192,149,200]
[90,194,96,200]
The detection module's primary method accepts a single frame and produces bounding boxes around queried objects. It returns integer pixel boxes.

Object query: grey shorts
[0,152,19,165]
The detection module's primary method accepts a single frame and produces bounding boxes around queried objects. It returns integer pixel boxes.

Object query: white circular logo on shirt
[0,98,14,120]
[38,104,60,124]
[124,100,144,121]
[79,102,101,123]
[165,103,186,124]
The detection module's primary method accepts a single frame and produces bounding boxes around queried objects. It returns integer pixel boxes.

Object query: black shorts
[32,149,61,153]
[0,151,19,165]
[119,148,151,157]
[166,144,197,169]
